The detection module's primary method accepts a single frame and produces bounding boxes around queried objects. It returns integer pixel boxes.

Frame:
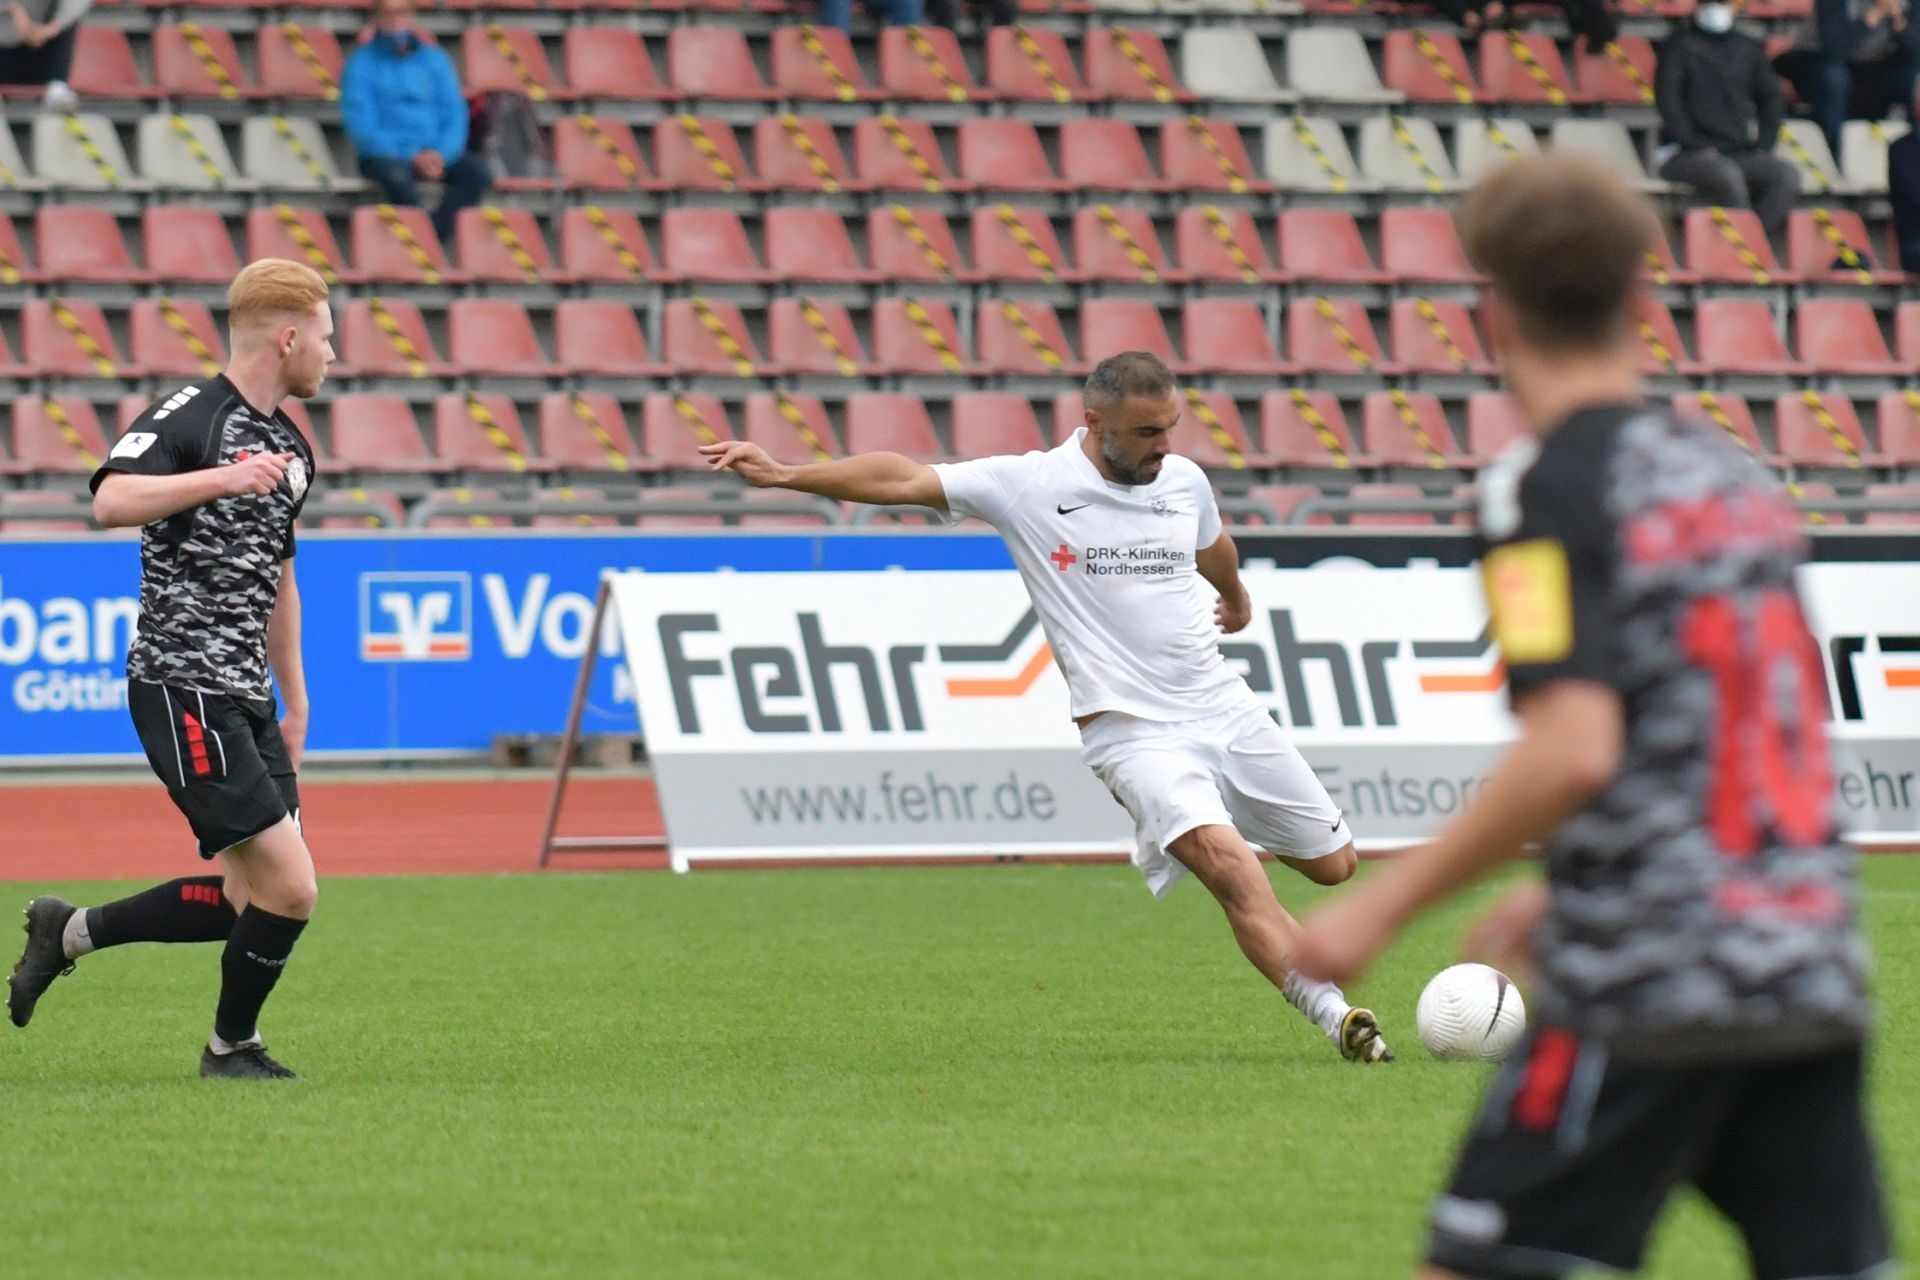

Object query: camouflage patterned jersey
[90,376,314,702]
[1476,405,1870,1065]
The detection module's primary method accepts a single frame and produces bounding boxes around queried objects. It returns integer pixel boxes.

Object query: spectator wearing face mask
[341,0,491,244]
[1655,0,1800,242]
[0,0,88,110]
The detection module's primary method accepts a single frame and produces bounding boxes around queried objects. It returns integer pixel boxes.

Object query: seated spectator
[0,0,86,110]
[816,0,923,32]
[1656,0,1799,242]
[341,0,490,244]
[925,0,1012,34]
[1774,0,1920,153]
[1890,84,1920,270]
[1432,0,1617,49]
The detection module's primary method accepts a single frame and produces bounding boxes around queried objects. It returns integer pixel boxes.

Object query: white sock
[209,1031,261,1055]
[1282,972,1352,1038]
[61,909,94,961]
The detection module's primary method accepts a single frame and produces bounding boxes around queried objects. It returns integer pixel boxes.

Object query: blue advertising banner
[0,531,1015,763]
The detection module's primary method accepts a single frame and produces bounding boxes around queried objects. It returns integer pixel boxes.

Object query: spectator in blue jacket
[341,0,489,244]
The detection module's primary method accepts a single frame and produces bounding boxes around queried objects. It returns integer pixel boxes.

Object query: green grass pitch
[1,860,1913,1279]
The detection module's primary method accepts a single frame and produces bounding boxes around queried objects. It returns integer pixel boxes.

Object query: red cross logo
[1049,544,1077,572]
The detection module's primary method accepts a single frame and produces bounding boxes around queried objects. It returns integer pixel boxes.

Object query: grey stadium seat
[1264,115,1381,193]
[1359,114,1461,192]
[1181,29,1296,104]
[1453,117,1540,183]
[242,116,367,194]
[31,111,151,191]
[1285,29,1405,106]
[1775,120,1849,195]
[138,114,257,192]
[1549,119,1669,194]
[1840,119,1908,194]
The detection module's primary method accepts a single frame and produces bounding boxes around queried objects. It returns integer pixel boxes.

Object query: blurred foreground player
[699,352,1393,1063]
[8,259,334,1081]
[1294,154,1892,1279]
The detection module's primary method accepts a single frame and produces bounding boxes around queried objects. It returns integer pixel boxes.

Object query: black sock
[214,906,308,1046]
[87,877,237,950]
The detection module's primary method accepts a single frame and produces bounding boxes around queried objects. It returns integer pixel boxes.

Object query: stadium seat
[35,206,154,284]
[1346,483,1440,527]
[1575,36,1656,105]
[1170,392,1266,470]
[537,392,646,472]
[667,28,778,99]
[661,299,776,376]
[1084,28,1197,103]
[1052,393,1086,445]
[562,29,678,102]
[0,128,40,194]
[878,27,982,101]
[0,214,43,284]
[129,299,226,377]
[1361,392,1473,468]
[335,299,456,379]
[1278,210,1391,284]
[869,205,980,284]
[1244,485,1325,526]
[455,207,571,284]
[1839,119,1907,193]
[31,113,147,192]
[952,392,1048,458]
[1875,392,1920,466]
[1695,298,1811,375]
[1179,28,1294,104]
[844,393,947,461]
[642,393,736,470]
[1786,208,1901,281]
[1898,303,1920,363]
[461,25,571,100]
[1380,208,1480,284]
[1288,297,1402,375]
[1632,299,1704,374]
[258,25,345,99]
[1358,114,1461,192]
[854,116,967,192]
[654,116,764,193]
[872,298,982,375]
[744,392,844,463]
[559,206,677,284]
[1775,121,1846,195]
[9,396,112,473]
[1072,205,1184,284]
[552,117,663,191]
[144,207,240,284]
[971,205,1080,284]
[1389,298,1495,374]
[1549,119,1664,193]
[1668,391,1777,463]
[351,206,459,284]
[1174,205,1287,284]
[1640,219,1702,286]
[1479,32,1587,105]
[1862,482,1920,526]
[1292,28,1406,104]
[1057,118,1169,192]
[984,26,1094,102]
[769,25,879,101]
[765,207,881,284]
[959,118,1071,192]
[241,117,362,194]
[1261,390,1369,469]
[1776,392,1885,469]
[1381,29,1480,104]
[138,113,254,192]
[433,393,543,473]
[326,394,445,473]
[1454,117,1540,182]
[23,300,141,378]
[553,300,670,376]
[1161,117,1274,194]
[69,27,156,99]
[767,297,878,374]
[1683,207,1795,283]
[1183,299,1295,375]
[1081,299,1189,371]
[1794,299,1904,374]
[753,115,868,193]
[529,488,620,531]
[976,299,1086,375]
[660,207,775,282]
[1263,116,1375,194]
[153,24,261,98]
[1466,392,1530,460]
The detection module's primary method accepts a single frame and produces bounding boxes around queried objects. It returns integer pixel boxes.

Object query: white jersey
[933,429,1253,723]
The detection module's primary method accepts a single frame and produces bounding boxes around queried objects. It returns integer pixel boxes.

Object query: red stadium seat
[1466,392,1530,461]
[765,207,881,283]
[1786,209,1902,282]
[562,28,677,102]
[1479,31,1588,104]
[1080,299,1189,371]
[854,116,968,192]
[1776,392,1885,469]
[868,206,979,284]
[447,299,564,376]
[753,114,868,194]
[1390,298,1496,374]
[129,299,226,376]
[258,25,344,99]
[1361,392,1473,468]
[976,299,1085,376]
[1244,485,1321,526]
[1287,297,1403,374]
[143,206,239,284]
[872,298,982,375]
[1862,483,1920,526]
[767,297,877,375]
[1683,207,1797,283]
[1694,299,1811,375]
[461,25,571,100]
[1380,208,1480,284]
[0,327,27,382]
[985,26,1094,103]
[845,393,947,461]
[23,300,142,378]
[1174,205,1286,284]
[537,392,646,471]
[642,392,736,470]
[433,393,543,472]
[878,26,983,101]
[1171,391,1266,469]
[1668,392,1779,464]
[1261,389,1370,469]
[10,396,112,473]
[970,205,1080,284]
[1053,393,1086,444]
[952,392,1048,458]
[153,24,261,98]
[351,206,459,284]
[559,206,678,284]
[0,213,43,284]
[769,25,879,101]
[1633,297,1705,374]
[1084,28,1196,103]
[1347,483,1440,527]
[744,391,844,463]
[1183,299,1296,375]
[660,207,774,282]
[1072,205,1185,284]
[959,118,1071,192]
[246,207,359,283]
[334,299,455,379]
[552,117,664,192]
[1795,299,1903,374]
[553,300,669,376]
[1642,219,1701,285]
[654,116,764,193]
[661,299,776,376]
[1899,302,1920,363]
[327,394,445,473]
[1278,210,1392,284]
[1383,30,1483,104]
[1575,36,1656,106]
[455,207,571,284]
[1159,118,1273,194]
[1875,392,1920,465]
[668,28,778,99]
[1057,118,1169,193]
[36,206,154,283]
[69,27,156,99]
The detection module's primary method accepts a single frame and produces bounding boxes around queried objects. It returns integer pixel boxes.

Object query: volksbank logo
[360,573,473,661]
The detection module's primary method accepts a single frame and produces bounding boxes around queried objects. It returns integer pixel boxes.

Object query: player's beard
[1102,435,1164,487]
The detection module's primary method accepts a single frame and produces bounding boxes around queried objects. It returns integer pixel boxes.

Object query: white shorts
[1078,702,1352,898]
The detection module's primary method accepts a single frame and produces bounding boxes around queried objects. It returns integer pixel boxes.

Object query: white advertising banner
[612,566,1920,868]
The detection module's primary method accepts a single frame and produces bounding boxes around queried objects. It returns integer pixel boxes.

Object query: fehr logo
[359,573,473,661]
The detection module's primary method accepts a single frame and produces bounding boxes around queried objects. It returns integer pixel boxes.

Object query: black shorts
[1427,1030,1892,1280]
[128,680,300,858]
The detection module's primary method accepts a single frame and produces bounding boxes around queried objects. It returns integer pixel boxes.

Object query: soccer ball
[1415,963,1527,1062]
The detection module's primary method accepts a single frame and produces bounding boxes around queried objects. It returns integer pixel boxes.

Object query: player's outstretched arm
[699,440,947,511]
[93,453,295,528]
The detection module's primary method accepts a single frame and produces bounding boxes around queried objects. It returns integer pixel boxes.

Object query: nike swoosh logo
[1057,503,1091,515]
[1331,811,1344,832]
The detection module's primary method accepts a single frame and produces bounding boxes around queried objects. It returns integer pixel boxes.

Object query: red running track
[0,776,667,881]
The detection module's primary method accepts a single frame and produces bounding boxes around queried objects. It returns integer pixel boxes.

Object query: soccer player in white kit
[699,352,1393,1062]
